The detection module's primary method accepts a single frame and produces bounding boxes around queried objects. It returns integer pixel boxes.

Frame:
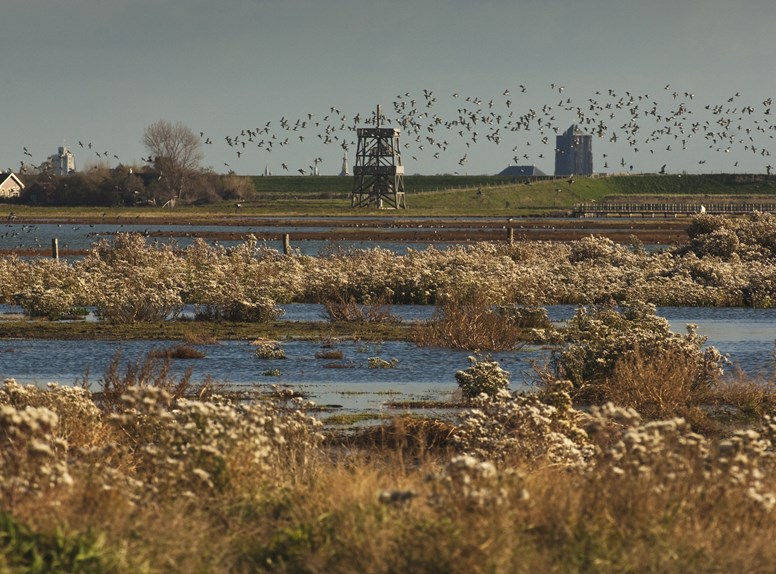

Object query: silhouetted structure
[351,105,406,208]
[555,125,592,176]
[498,165,547,177]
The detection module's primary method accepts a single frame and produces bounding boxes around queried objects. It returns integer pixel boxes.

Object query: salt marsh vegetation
[4,213,776,326]
[1,213,776,571]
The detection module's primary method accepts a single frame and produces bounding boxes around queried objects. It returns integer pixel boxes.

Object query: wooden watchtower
[351,105,406,208]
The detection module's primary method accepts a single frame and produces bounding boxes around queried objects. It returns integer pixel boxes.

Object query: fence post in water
[51,238,59,261]
[283,233,291,255]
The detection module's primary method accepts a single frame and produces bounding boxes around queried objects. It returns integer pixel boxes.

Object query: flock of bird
[16,82,776,176]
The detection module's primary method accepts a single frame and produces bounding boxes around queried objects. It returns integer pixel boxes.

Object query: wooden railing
[572,202,776,218]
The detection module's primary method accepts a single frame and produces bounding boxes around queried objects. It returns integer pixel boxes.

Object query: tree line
[12,120,254,207]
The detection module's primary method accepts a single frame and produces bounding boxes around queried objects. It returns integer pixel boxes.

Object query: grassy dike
[4,173,776,219]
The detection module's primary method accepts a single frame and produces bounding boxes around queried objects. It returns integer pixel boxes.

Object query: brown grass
[321,292,399,324]
[91,351,223,412]
[315,349,345,360]
[3,382,776,572]
[182,331,220,345]
[340,415,458,458]
[413,296,529,351]
[148,344,206,360]
[585,346,776,433]
[598,346,700,419]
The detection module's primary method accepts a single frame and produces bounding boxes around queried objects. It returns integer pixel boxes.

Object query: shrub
[254,342,286,360]
[367,357,398,369]
[455,356,510,399]
[148,344,206,360]
[454,380,593,467]
[320,292,398,324]
[0,399,72,510]
[414,295,531,351]
[599,345,703,419]
[195,297,282,323]
[92,352,221,413]
[550,301,727,404]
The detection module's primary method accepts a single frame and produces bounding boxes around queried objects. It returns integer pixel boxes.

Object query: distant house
[498,165,547,177]
[0,172,24,199]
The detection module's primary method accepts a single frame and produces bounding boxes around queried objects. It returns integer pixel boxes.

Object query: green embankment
[5,174,775,219]
[246,173,776,215]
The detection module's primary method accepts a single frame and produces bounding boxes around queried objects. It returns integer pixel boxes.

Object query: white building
[50,146,76,175]
[339,151,350,176]
[0,172,24,198]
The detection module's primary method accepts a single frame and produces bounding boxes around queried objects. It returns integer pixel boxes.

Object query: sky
[3,0,776,177]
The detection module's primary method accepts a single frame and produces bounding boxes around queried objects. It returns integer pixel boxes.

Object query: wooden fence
[572,202,776,218]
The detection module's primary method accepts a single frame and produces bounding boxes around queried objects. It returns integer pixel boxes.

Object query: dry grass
[320,292,399,324]
[90,351,223,412]
[589,346,776,432]
[598,346,700,419]
[2,377,776,572]
[148,344,206,360]
[182,331,220,345]
[413,296,530,351]
[315,349,345,360]
[340,415,458,458]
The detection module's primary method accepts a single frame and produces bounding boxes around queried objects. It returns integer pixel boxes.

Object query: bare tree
[142,120,204,203]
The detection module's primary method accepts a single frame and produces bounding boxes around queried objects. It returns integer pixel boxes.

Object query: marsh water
[0,219,675,256]
[1,221,773,412]
[0,220,478,255]
[1,304,773,413]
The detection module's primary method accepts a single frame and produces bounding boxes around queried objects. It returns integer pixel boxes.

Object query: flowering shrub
[426,454,507,511]
[0,380,103,449]
[587,403,776,513]
[10,259,89,319]
[3,213,776,328]
[0,376,324,512]
[81,234,185,322]
[254,342,286,359]
[0,381,75,509]
[455,356,511,399]
[552,301,727,401]
[454,381,593,467]
[107,387,287,497]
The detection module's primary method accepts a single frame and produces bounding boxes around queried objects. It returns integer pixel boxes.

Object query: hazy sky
[3,0,776,177]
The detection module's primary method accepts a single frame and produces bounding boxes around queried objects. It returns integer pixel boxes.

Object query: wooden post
[51,238,59,261]
[508,227,514,244]
[283,234,291,255]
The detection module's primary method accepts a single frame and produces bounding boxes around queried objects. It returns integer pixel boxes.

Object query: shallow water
[0,337,544,413]
[1,304,773,412]
[0,221,472,255]
[0,221,666,256]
